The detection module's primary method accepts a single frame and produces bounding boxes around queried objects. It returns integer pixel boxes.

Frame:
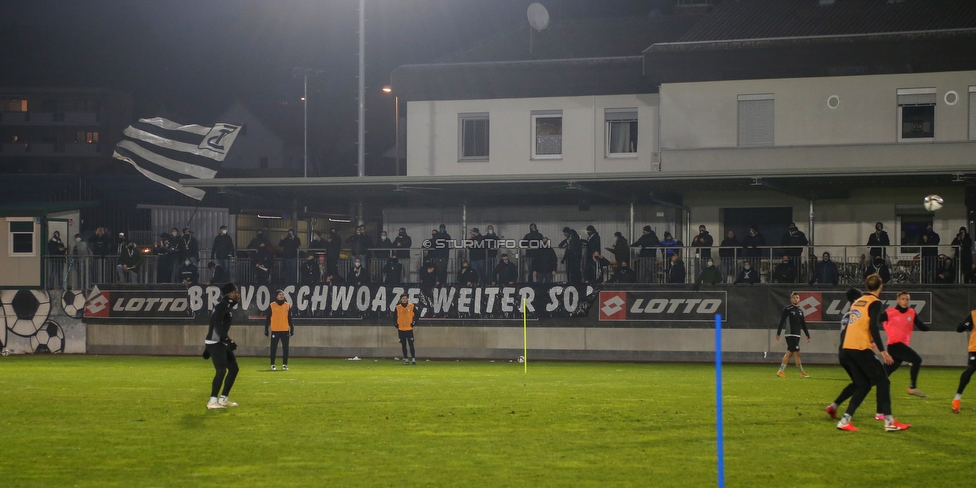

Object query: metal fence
[42,244,967,289]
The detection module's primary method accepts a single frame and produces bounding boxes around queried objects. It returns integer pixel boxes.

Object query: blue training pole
[715,313,725,488]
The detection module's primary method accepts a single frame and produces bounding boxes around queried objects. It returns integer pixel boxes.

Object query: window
[74,131,98,144]
[458,113,489,161]
[8,219,35,256]
[737,94,774,147]
[531,111,562,159]
[605,108,638,156]
[969,86,976,141]
[897,88,935,141]
[1,99,27,112]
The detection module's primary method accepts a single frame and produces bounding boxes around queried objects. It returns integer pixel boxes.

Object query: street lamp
[293,67,324,178]
[382,86,400,176]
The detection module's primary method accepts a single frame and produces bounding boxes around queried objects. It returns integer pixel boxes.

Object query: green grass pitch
[1,355,974,487]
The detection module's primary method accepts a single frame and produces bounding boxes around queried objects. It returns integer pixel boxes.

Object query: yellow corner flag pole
[522,297,528,374]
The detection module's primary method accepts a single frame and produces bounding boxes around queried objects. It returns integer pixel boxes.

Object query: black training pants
[958,354,976,395]
[207,342,239,398]
[398,329,415,359]
[885,342,922,389]
[271,332,290,366]
[839,348,891,418]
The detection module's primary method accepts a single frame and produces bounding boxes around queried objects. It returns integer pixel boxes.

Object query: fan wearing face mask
[734,260,760,284]
[179,257,200,285]
[116,237,143,283]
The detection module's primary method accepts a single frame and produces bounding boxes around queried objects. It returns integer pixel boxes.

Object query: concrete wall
[406,94,658,177]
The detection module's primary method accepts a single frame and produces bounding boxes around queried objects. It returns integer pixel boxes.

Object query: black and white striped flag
[112,117,242,200]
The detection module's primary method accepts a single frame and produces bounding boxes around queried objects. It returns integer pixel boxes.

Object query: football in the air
[923,194,944,212]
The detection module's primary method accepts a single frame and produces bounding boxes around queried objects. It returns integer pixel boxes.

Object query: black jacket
[179,263,199,284]
[494,260,518,285]
[382,260,403,284]
[735,267,761,284]
[206,297,236,344]
[867,231,890,258]
[667,259,686,283]
[559,231,583,260]
[608,265,636,283]
[301,259,320,284]
[691,231,713,258]
[457,266,479,285]
[88,233,113,256]
[632,232,660,258]
[347,265,369,285]
[419,266,438,287]
[211,233,235,259]
[347,233,372,256]
[719,237,740,259]
[279,235,302,259]
[772,262,797,283]
[47,237,67,256]
[779,231,808,257]
[210,264,229,284]
[584,231,601,259]
[392,234,412,259]
[534,247,558,274]
[429,231,451,258]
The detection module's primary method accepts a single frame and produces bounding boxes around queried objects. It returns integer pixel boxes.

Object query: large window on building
[531,111,562,159]
[458,113,489,161]
[1,99,27,112]
[897,88,936,141]
[737,94,774,147]
[8,219,35,256]
[74,131,99,144]
[605,108,638,156]
[969,86,976,141]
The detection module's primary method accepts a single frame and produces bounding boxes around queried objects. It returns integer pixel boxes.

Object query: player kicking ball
[834,274,910,432]
[951,308,976,413]
[775,292,811,378]
[204,283,241,410]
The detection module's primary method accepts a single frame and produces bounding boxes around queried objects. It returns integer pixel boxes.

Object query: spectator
[177,228,199,266]
[71,233,91,290]
[88,227,112,257]
[47,230,67,288]
[418,260,439,287]
[772,255,797,283]
[523,224,544,281]
[347,257,369,285]
[348,225,371,265]
[208,261,229,285]
[659,232,682,260]
[951,226,973,276]
[691,225,713,259]
[632,225,660,258]
[695,258,722,288]
[116,239,142,283]
[116,231,129,255]
[382,255,403,284]
[247,230,272,250]
[719,230,741,283]
[324,272,343,284]
[606,231,629,265]
[742,225,766,259]
[253,242,272,284]
[666,252,686,284]
[809,252,839,285]
[324,229,342,276]
[608,260,636,284]
[864,256,891,284]
[559,227,583,284]
[375,230,393,260]
[429,224,451,284]
[309,231,324,250]
[867,222,891,259]
[937,255,956,284]
[300,254,320,284]
[392,227,411,260]
[583,225,601,263]
[585,251,611,284]
[211,225,235,273]
[484,225,500,264]
[279,229,301,283]
[153,234,175,284]
[533,237,558,283]
[493,253,518,285]
[779,222,808,258]
[918,223,940,283]
[457,261,479,285]
[468,228,487,282]
[178,258,199,285]
[735,260,761,284]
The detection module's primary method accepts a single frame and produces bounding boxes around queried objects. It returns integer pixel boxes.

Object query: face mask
[744,265,751,270]
[707,261,714,267]
[356,230,362,235]
[700,230,706,235]
[184,260,191,265]
[487,229,494,235]
[354,262,361,268]
[823,256,829,262]
[749,230,756,236]
[502,259,509,263]
[782,260,789,264]
[75,237,81,242]
[398,231,405,236]
[221,230,227,235]
[382,235,388,240]
[876,226,882,231]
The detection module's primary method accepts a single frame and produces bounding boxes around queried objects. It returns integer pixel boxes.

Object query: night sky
[1,0,665,175]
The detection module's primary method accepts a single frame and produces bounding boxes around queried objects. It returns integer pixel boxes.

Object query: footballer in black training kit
[203,283,241,410]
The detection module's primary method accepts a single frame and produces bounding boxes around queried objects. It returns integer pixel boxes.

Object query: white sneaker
[271,365,276,371]
[207,401,225,410]
[282,365,289,371]
[218,398,238,407]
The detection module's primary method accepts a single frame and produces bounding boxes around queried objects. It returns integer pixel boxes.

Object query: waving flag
[112,117,241,200]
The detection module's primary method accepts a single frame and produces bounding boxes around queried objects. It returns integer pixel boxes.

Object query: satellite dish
[527,3,550,32]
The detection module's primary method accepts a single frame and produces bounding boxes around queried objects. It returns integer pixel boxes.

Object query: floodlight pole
[294,67,324,178]
[357,0,366,178]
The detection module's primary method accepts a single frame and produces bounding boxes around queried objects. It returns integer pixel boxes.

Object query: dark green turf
[1,356,972,487]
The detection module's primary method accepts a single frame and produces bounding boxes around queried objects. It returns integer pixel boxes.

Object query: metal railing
[41,244,968,289]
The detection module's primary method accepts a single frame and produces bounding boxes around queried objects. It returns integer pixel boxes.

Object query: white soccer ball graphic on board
[517,356,525,363]
[923,194,944,212]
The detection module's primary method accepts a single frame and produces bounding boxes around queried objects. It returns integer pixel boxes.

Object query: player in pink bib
[880,291,930,398]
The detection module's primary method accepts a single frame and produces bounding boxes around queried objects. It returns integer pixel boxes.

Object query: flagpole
[522,297,527,374]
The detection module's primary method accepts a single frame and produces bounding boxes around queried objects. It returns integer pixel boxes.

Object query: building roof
[644,0,976,83]
[677,0,976,42]
[392,15,703,102]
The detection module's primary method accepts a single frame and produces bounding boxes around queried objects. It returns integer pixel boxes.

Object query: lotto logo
[796,292,823,322]
[599,291,627,321]
[85,290,110,318]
